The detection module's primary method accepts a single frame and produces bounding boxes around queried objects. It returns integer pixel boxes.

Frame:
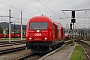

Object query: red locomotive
[26,16,65,53]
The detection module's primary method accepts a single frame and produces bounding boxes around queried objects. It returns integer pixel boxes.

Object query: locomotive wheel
[49,46,53,51]
[48,44,53,51]
[52,45,55,50]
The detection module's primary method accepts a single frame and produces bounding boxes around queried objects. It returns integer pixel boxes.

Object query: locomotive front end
[26,16,53,52]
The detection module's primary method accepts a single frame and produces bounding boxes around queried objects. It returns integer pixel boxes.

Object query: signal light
[70,23,72,30]
[71,19,76,23]
[72,11,75,18]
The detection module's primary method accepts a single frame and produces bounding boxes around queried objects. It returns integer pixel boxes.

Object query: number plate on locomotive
[34,33,41,36]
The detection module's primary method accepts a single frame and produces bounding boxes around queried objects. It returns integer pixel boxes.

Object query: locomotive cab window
[30,22,48,30]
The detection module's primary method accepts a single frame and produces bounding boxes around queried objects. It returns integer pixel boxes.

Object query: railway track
[78,40,90,60]
[0,40,26,55]
[18,53,45,60]
[17,53,35,60]
[0,42,25,47]
[0,40,25,44]
[17,40,73,60]
[0,40,26,47]
[0,40,44,60]
[0,46,26,54]
[0,40,73,60]
[0,48,44,60]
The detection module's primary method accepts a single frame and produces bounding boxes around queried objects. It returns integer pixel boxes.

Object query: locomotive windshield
[30,22,48,30]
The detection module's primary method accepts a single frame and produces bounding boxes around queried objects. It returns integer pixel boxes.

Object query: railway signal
[61,9,90,46]
[72,11,75,18]
[71,19,76,23]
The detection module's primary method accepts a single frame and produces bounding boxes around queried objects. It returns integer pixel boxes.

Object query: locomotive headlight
[36,30,40,32]
[29,37,32,40]
[44,37,47,40]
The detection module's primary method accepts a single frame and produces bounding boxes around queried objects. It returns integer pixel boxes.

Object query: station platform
[38,44,75,60]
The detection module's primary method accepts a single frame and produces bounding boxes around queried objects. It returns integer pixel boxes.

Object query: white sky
[0,0,90,28]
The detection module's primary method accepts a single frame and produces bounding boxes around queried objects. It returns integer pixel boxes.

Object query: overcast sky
[0,0,90,28]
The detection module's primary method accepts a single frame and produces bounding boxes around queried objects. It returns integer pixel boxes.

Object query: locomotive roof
[30,16,53,22]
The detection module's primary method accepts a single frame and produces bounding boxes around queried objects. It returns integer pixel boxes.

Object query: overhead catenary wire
[51,0,61,10]
[49,0,69,23]
[85,0,90,11]
[20,0,41,13]
[51,0,68,17]
[83,0,90,19]
[37,0,61,18]
[37,0,70,24]
[0,1,33,16]
[78,0,90,20]
[0,1,33,26]
[61,9,90,19]
[0,15,21,21]
[62,11,69,18]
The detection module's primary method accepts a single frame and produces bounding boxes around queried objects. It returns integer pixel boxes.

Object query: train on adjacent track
[0,33,26,38]
[26,16,65,53]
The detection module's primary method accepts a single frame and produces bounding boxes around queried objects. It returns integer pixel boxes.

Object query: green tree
[0,26,3,34]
